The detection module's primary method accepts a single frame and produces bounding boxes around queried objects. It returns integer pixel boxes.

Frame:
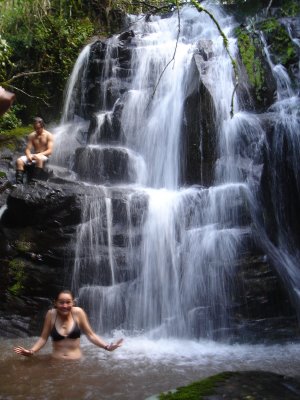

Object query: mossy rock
[236,26,276,109]
[236,27,265,100]
[158,372,233,399]
[156,371,300,400]
[8,258,26,296]
[257,18,297,67]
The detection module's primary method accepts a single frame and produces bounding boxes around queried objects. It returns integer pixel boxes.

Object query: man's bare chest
[33,135,48,148]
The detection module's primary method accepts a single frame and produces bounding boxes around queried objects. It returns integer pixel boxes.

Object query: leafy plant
[258,18,297,67]
[0,34,14,82]
[8,258,26,296]
[0,105,23,131]
[0,1,94,122]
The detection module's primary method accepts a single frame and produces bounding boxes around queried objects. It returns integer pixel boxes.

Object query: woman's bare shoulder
[44,309,55,322]
[72,307,87,324]
[72,306,85,315]
[46,308,55,315]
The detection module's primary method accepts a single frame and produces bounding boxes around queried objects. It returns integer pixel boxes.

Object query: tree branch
[7,84,51,106]
[0,70,59,106]
[3,70,58,85]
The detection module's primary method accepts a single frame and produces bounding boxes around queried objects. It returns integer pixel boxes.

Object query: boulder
[73,145,137,184]
[181,40,217,186]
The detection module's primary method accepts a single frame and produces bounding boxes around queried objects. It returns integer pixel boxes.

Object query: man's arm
[40,132,54,157]
[25,133,34,161]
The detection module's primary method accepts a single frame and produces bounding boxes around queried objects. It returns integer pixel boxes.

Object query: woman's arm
[76,307,123,352]
[14,310,53,357]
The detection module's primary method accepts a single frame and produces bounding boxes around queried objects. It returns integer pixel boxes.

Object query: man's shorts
[20,155,48,165]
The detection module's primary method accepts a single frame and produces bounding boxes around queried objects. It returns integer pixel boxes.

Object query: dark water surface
[1,337,300,399]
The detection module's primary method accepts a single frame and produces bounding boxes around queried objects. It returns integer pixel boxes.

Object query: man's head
[33,117,44,134]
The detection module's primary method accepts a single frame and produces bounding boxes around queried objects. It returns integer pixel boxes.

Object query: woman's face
[56,293,74,315]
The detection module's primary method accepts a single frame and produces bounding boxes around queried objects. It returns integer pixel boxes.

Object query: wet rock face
[181,41,217,187]
[0,180,149,336]
[0,181,85,334]
[74,146,136,184]
[232,254,299,342]
[78,32,135,119]
[235,25,277,112]
[2,182,83,227]
[236,15,299,112]
[87,103,124,144]
[259,114,300,249]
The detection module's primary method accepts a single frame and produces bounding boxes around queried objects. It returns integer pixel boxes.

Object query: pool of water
[1,336,300,399]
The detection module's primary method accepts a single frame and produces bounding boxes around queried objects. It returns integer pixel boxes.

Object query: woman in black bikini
[13,290,123,360]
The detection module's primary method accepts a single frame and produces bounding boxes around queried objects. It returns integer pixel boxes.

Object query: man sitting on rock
[16,117,54,184]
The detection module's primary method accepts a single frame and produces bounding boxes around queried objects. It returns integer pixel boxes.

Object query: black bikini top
[50,311,81,341]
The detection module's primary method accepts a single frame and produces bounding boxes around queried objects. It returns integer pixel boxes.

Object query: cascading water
[50,1,299,343]
[250,29,300,308]
[2,5,300,400]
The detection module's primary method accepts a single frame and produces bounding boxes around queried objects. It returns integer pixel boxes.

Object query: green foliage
[159,373,234,399]
[0,34,13,81]
[236,27,265,101]
[0,104,23,131]
[0,124,29,150]
[33,15,94,82]
[0,0,298,122]
[282,0,300,16]
[0,124,30,138]
[15,240,33,252]
[0,1,95,122]
[8,258,26,296]
[235,1,298,103]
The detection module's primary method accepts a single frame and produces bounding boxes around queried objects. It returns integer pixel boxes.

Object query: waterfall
[52,2,299,340]
[62,43,91,123]
[251,30,300,310]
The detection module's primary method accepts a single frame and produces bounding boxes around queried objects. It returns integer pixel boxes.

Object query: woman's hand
[105,338,124,352]
[13,346,34,357]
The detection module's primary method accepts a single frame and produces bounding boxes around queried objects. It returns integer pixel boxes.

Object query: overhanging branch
[1,70,59,107]
[7,85,51,106]
[4,70,58,85]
